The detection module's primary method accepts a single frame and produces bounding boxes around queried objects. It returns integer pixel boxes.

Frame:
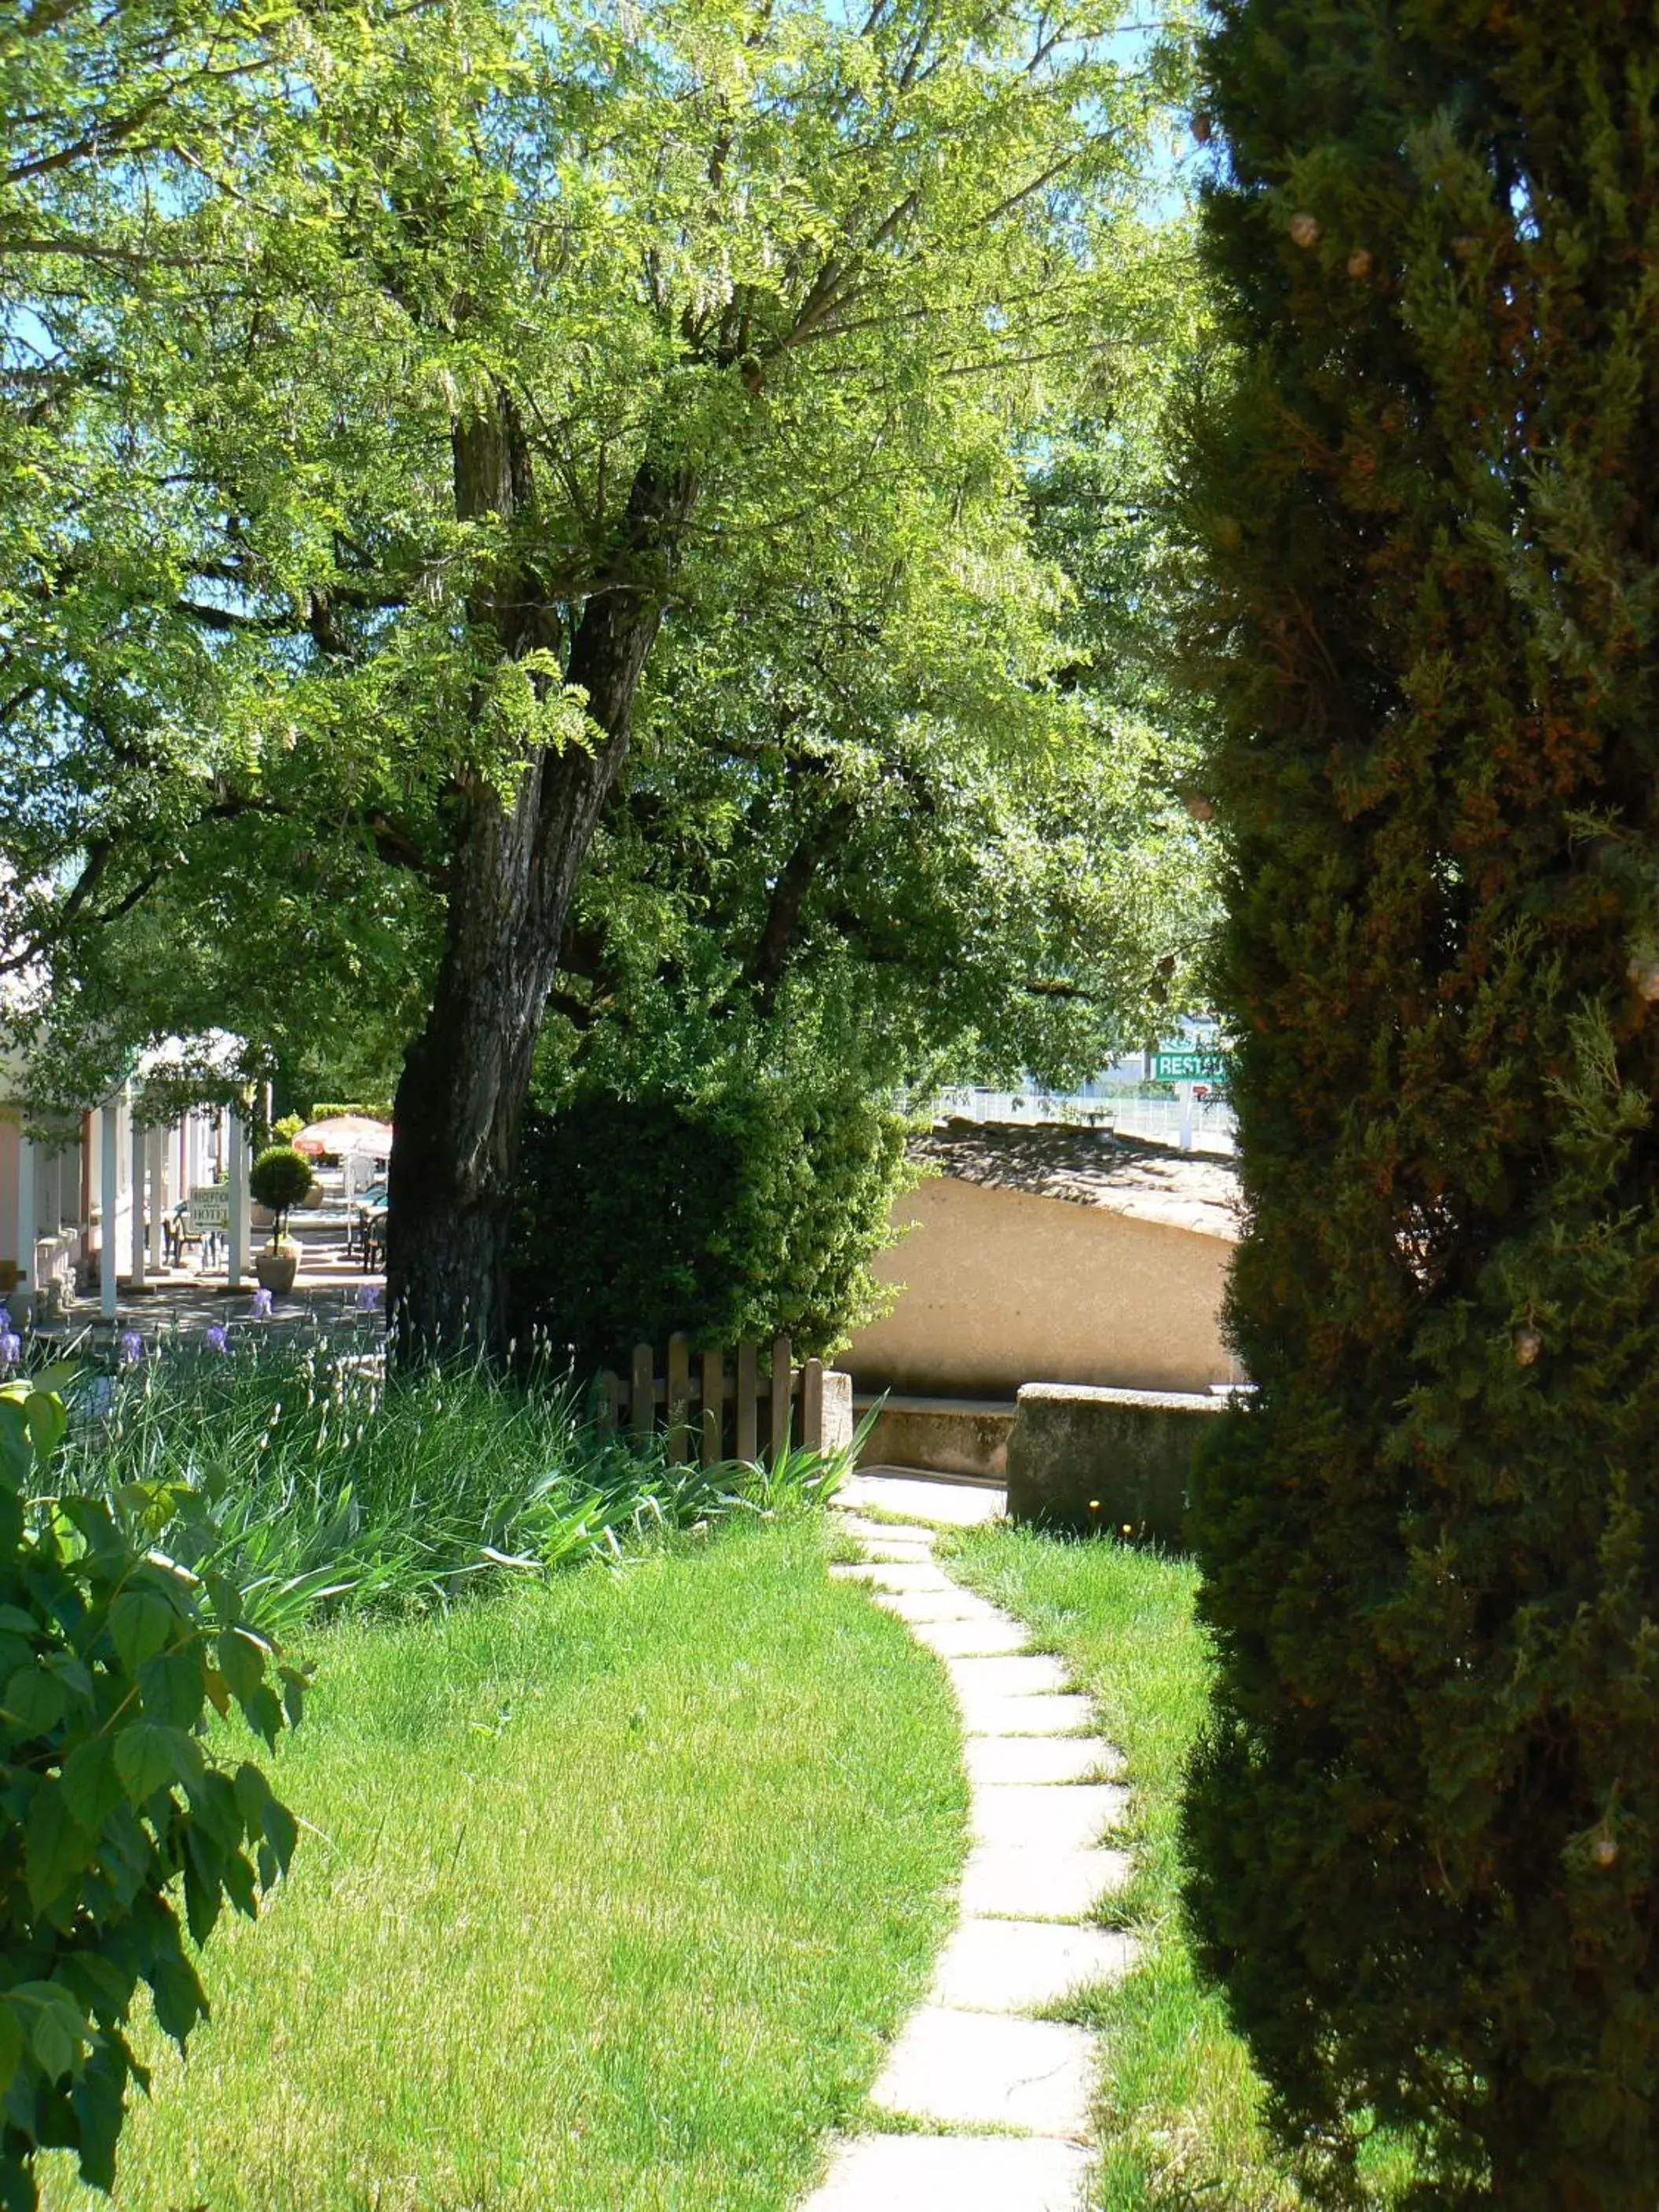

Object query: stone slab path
[805,1495,1135,2211]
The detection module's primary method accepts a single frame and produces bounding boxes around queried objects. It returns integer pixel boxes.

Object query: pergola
[2,1031,264,1324]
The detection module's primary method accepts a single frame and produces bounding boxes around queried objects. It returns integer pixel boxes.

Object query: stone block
[855,1395,1016,1478]
[870,2006,1093,2134]
[823,1367,855,1455]
[963,1735,1123,1786]
[947,1654,1070,1700]
[909,1615,1032,1658]
[931,1917,1137,2012]
[960,1844,1132,1921]
[870,1588,1002,1624]
[1005,1383,1229,1543]
[803,2133,1092,2212]
[958,1692,1097,1737]
[970,1782,1128,1851]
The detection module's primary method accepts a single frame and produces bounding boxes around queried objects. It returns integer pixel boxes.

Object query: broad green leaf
[149,1956,206,2047]
[25,1783,93,1912]
[113,1719,181,1804]
[217,1624,269,1704]
[24,1390,68,1464]
[137,1647,206,1730]
[4,1663,68,1737]
[13,1982,86,2084]
[262,1795,299,1880]
[109,1589,177,1675]
[0,2005,22,2100]
[61,1735,123,1831]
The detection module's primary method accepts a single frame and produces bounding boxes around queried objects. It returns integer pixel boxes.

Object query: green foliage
[511,1073,911,1369]
[2,0,1207,1358]
[555,271,1220,1105]
[269,1116,304,1146]
[66,1340,844,1626]
[0,1372,300,2210]
[246,1148,312,1243]
[1178,6,1659,2207]
[306,1105,395,1130]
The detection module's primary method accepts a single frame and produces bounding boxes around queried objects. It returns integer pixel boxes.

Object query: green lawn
[41,1518,966,2212]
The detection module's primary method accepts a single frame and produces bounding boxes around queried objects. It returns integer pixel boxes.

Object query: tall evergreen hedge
[1179,5,1659,2205]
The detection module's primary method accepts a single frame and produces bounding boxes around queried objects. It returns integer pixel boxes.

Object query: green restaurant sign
[1153,1049,1232,1085]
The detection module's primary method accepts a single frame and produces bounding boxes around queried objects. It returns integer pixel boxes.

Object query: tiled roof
[910,1119,1241,1243]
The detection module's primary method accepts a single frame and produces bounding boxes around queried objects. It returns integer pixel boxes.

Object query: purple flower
[203,1324,229,1355]
[119,1330,144,1364]
[0,1331,19,1370]
[357,1283,383,1313]
[251,1287,274,1320]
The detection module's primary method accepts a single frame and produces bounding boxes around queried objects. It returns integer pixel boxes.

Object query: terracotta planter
[254,1246,298,1295]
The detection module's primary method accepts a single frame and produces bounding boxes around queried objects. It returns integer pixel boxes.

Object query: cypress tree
[1179,5,1659,2205]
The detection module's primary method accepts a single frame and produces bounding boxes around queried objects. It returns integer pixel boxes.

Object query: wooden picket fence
[595,1333,826,1467]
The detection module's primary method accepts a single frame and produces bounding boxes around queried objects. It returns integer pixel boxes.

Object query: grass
[944,1526,1415,2210]
[54,1339,839,1630]
[40,1514,967,2212]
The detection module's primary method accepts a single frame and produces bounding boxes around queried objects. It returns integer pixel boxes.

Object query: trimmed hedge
[508,1075,909,1373]
[1179,7,1659,2208]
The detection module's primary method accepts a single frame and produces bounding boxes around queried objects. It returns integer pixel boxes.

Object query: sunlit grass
[40,1518,966,2212]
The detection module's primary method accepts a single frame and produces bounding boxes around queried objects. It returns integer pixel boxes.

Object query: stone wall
[1003,1382,1231,1544]
[845,1170,1236,1401]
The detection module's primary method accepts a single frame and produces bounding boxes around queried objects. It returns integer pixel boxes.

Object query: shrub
[1179,7,1659,2207]
[307,1100,394,1127]
[271,1113,305,1145]
[247,1146,313,1243]
[0,1370,301,2209]
[508,1074,910,1371]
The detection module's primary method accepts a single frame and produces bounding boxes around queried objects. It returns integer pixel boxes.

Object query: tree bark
[386,388,694,1358]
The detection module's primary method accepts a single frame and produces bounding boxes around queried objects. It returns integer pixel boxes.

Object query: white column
[147,1126,166,1270]
[130,1115,147,1289]
[1178,1083,1195,1152]
[15,1132,35,1321]
[228,1103,251,1287]
[100,1097,120,1319]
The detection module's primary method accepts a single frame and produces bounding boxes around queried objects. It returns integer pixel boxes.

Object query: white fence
[930,1086,1237,1157]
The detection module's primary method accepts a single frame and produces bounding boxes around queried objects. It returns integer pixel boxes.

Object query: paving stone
[909,1614,1033,1658]
[837,1470,1009,1528]
[870,2005,1093,2135]
[965,1734,1125,1786]
[958,1691,1097,1737]
[870,1588,1002,1624]
[834,1516,937,1547]
[802,2132,1092,2212]
[947,1654,1071,1699]
[932,1917,1139,2012]
[960,1844,1133,1921]
[971,1782,1130,1851]
[858,1539,940,1564]
[828,1562,956,1593]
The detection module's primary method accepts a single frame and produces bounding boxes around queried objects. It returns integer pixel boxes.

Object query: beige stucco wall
[845,1174,1237,1400]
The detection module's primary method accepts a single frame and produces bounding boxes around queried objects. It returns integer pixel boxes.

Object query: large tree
[1179,3,1659,2206]
[2,0,1186,1354]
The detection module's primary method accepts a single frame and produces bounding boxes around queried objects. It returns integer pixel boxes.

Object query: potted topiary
[248,1144,314,1295]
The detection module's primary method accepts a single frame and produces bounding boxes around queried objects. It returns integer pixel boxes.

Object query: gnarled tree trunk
[386,389,694,1358]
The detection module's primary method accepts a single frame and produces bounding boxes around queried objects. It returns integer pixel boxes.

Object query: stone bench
[1005,1382,1236,1544]
[852,1393,1016,1481]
